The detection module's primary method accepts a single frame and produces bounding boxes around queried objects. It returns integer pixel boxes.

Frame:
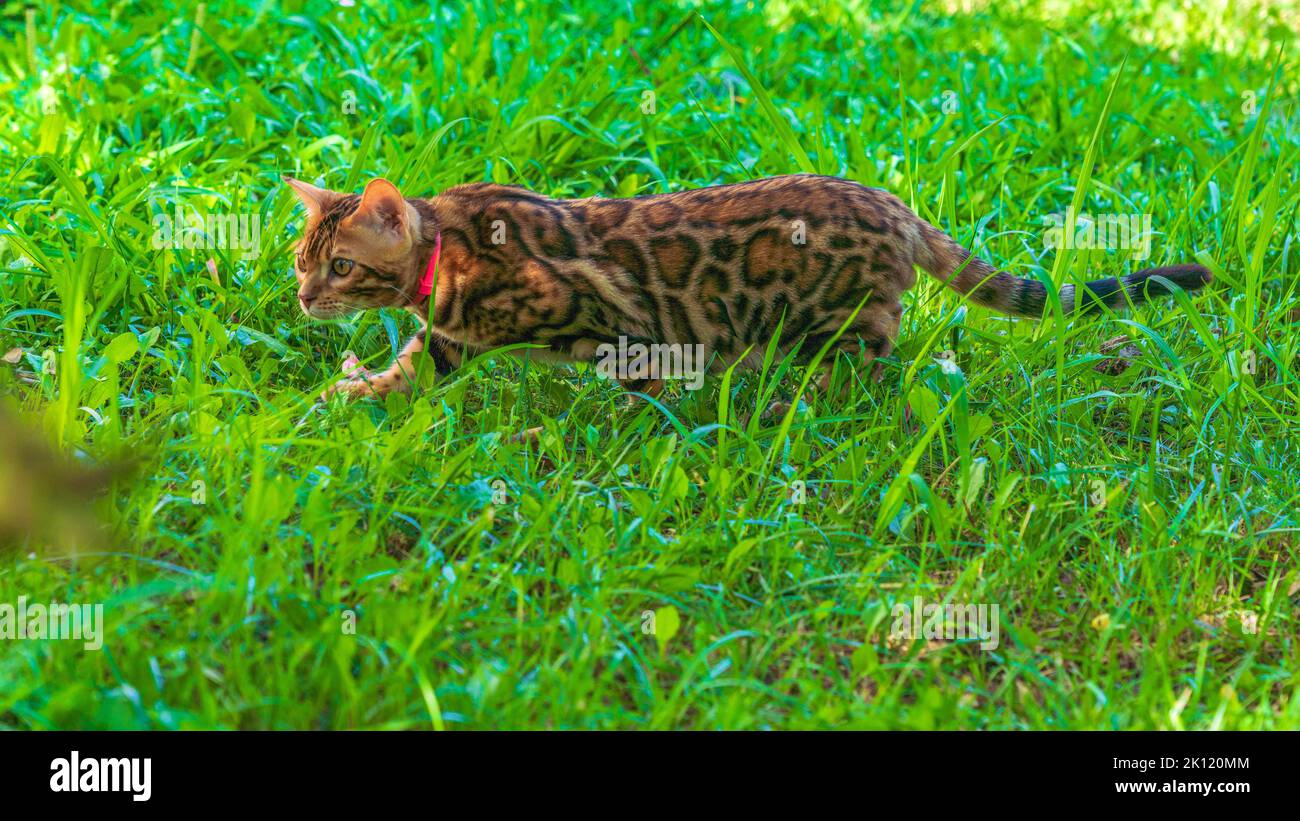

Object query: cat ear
[345,178,409,237]
[283,176,333,220]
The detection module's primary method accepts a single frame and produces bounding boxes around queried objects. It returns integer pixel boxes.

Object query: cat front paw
[320,378,377,402]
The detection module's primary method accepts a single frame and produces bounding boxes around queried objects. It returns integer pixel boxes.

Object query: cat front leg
[321,332,463,401]
[580,336,668,405]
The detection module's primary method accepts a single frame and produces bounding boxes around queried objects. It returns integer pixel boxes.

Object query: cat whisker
[375,282,419,308]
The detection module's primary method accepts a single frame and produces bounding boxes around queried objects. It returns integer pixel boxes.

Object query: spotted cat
[285,174,1210,401]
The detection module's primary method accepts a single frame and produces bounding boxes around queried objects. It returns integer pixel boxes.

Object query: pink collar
[418,232,442,298]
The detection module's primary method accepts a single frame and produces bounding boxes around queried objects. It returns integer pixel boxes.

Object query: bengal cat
[284,174,1210,406]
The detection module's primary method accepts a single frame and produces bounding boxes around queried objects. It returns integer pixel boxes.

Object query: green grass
[1,0,1298,729]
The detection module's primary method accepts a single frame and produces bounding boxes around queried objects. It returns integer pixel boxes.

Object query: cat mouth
[301,302,359,320]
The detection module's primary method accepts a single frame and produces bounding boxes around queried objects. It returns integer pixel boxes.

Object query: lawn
[0,0,1297,729]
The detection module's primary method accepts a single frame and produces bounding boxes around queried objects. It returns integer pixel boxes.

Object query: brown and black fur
[284,174,1211,401]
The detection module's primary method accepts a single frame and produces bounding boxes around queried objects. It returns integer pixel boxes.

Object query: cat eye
[331,258,355,277]
[295,253,307,272]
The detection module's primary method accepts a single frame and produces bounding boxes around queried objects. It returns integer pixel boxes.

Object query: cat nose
[298,290,317,308]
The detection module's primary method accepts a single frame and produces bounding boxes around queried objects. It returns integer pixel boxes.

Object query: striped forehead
[300,193,360,260]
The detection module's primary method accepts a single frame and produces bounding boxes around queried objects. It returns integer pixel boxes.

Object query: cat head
[283,176,420,319]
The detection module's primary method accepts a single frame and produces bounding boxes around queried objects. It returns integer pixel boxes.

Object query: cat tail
[912,220,1211,318]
